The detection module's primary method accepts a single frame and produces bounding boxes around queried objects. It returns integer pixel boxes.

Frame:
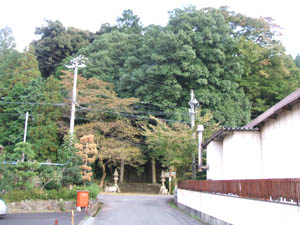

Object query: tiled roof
[203,127,260,148]
[245,88,300,128]
[203,88,300,148]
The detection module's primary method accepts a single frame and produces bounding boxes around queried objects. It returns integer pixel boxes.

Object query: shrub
[75,183,101,199]
[4,189,46,202]
[3,183,102,202]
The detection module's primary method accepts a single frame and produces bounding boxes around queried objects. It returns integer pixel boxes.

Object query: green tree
[10,142,35,161]
[0,26,21,93]
[221,7,300,117]
[60,70,137,120]
[295,55,300,68]
[81,30,143,84]
[6,142,40,190]
[143,109,218,180]
[32,20,93,78]
[117,9,143,34]
[58,134,82,187]
[75,120,146,187]
[60,71,144,187]
[0,48,43,151]
[59,69,145,186]
[117,7,250,126]
[0,48,64,161]
[29,75,63,161]
[0,26,16,52]
[83,7,251,126]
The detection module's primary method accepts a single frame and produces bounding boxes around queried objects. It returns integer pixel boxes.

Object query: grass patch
[92,201,103,217]
[169,201,177,209]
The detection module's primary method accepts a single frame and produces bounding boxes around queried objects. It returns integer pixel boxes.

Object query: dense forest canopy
[0,7,299,180]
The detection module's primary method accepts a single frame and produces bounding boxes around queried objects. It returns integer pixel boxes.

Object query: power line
[34,51,63,64]
[77,102,189,116]
[0,97,190,116]
[0,100,67,106]
[0,102,189,124]
[76,104,189,124]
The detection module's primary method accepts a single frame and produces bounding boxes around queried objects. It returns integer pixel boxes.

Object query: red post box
[76,190,89,208]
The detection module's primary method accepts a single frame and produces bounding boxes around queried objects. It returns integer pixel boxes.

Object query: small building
[204,88,300,180]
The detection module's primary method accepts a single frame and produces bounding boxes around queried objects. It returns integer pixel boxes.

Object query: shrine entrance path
[93,193,205,225]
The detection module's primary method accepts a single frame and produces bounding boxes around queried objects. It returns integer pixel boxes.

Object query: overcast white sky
[1,0,299,57]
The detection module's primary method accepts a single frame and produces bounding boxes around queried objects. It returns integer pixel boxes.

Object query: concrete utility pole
[66,55,87,136]
[188,90,199,179]
[197,125,204,171]
[22,111,29,161]
[23,112,29,143]
[188,90,198,129]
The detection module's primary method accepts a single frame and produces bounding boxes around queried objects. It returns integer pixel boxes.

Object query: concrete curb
[80,216,96,225]
[79,200,102,225]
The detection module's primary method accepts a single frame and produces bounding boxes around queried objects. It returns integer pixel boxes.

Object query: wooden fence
[178,179,300,203]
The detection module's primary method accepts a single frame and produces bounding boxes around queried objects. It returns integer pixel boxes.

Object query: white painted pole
[189,90,196,129]
[189,90,199,179]
[66,55,86,137]
[23,111,29,143]
[70,63,78,135]
[197,125,204,171]
[22,111,29,161]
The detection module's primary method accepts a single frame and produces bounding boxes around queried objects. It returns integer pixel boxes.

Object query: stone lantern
[104,169,120,193]
[159,170,168,195]
[113,169,119,186]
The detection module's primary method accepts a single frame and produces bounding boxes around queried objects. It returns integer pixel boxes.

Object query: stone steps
[119,183,161,194]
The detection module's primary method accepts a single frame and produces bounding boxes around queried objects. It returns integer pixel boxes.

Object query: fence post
[72,210,74,225]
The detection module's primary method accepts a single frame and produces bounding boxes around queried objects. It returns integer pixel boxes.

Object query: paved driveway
[0,211,86,225]
[94,194,205,225]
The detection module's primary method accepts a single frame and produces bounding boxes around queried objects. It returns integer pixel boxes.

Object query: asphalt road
[94,194,205,225]
[0,211,86,225]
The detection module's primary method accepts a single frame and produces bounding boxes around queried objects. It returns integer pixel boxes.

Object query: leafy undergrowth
[3,183,102,202]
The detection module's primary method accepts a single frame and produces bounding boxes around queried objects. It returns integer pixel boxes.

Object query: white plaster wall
[207,140,223,180]
[261,102,300,178]
[178,188,300,225]
[207,131,262,180]
[222,131,262,179]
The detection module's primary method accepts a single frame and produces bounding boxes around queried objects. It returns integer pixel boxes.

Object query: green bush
[3,183,102,202]
[4,189,46,202]
[75,183,101,199]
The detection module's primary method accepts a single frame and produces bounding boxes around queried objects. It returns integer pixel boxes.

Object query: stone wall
[7,199,99,213]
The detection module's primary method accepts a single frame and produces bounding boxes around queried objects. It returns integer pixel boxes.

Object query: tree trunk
[152,158,156,184]
[120,158,125,183]
[99,164,106,187]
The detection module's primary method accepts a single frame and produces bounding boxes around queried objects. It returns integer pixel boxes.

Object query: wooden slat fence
[178,179,300,203]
